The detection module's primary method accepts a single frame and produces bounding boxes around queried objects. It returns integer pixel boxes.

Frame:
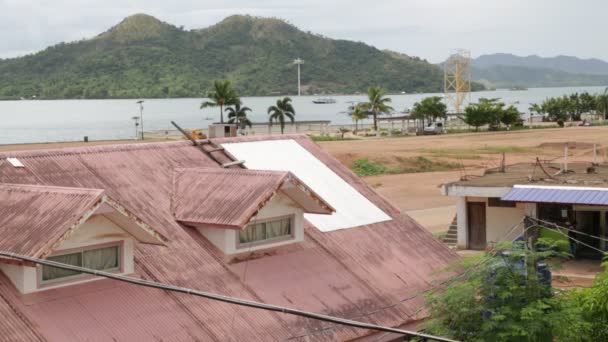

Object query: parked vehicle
[423,122,445,135]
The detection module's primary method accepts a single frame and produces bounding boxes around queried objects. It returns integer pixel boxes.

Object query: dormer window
[172,168,334,255]
[238,216,294,248]
[0,184,166,294]
[41,243,121,284]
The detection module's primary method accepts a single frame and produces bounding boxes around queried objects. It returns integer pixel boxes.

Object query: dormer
[0,184,166,294]
[172,168,333,254]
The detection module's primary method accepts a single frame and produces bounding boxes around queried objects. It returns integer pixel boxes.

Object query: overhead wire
[0,250,457,342]
[286,217,529,340]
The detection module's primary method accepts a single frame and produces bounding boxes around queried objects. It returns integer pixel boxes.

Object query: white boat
[312,97,337,104]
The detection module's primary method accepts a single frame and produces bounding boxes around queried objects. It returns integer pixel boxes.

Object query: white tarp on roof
[222,139,391,232]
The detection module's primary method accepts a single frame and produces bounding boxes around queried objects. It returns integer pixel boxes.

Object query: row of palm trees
[200,80,397,134]
[200,80,296,134]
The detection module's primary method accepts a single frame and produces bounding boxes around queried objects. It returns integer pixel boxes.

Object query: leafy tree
[461,98,499,131]
[351,104,368,133]
[226,102,252,128]
[501,105,521,127]
[360,86,393,131]
[411,96,447,128]
[268,97,295,134]
[424,242,579,342]
[200,80,240,123]
[567,262,608,340]
[596,88,608,120]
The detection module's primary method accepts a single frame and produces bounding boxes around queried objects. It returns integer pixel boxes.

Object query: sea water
[0,86,604,144]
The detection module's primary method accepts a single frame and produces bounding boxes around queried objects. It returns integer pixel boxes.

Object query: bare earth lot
[319,126,608,234]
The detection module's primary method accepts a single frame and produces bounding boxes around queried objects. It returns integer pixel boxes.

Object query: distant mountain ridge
[471,53,608,88]
[0,14,452,99]
[474,53,608,75]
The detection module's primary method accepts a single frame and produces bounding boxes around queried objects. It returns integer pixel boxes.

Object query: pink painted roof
[172,168,333,229]
[0,184,103,259]
[0,136,457,341]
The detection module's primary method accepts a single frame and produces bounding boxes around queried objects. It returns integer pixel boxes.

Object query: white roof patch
[7,158,24,168]
[222,139,391,232]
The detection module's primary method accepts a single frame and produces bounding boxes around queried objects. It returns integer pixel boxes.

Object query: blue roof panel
[502,187,608,206]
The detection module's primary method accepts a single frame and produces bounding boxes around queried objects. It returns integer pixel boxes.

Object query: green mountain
[471,53,608,88]
[473,65,608,89]
[0,14,453,99]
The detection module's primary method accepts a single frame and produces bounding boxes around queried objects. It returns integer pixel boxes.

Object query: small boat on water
[509,86,528,91]
[312,97,337,104]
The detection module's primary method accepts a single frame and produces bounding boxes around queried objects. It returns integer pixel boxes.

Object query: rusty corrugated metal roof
[172,168,332,229]
[0,137,457,341]
[0,183,103,258]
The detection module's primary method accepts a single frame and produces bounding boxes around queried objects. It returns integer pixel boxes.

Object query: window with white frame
[238,216,293,246]
[41,244,121,283]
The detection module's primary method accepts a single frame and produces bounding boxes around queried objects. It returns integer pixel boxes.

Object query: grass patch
[352,158,391,176]
[434,231,448,240]
[352,156,460,176]
[478,145,531,154]
[309,135,356,142]
[425,149,483,160]
[425,145,532,160]
[397,156,460,173]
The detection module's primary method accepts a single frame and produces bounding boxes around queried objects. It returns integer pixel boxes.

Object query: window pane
[83,246,119,271]
[240,218,292,244]
[42,253,82,281]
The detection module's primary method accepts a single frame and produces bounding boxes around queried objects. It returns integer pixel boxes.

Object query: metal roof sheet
[0,137,457,341]
[502,185,608,205]
[172,168,333,229]
[0,184,104,258]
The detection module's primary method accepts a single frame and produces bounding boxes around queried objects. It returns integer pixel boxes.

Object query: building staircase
[442,215,458,248]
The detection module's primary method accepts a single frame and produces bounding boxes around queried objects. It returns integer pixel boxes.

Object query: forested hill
[0,14,452,99]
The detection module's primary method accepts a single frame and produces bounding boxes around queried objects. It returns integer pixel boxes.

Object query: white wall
[486,201,526,246]
[198,191,304,254]
[456,197,468,249]
[455,196,526,249]
[1,214,135,294]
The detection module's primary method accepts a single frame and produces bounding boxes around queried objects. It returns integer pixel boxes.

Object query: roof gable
[0,184,165,261]
[171,168,333,229]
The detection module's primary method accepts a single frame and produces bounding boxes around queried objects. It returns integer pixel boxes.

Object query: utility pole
[293,58,304,96]
[131,116,140,140]
[136,100,144,140]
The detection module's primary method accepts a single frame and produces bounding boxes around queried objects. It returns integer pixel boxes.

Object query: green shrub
[352,158,390,176]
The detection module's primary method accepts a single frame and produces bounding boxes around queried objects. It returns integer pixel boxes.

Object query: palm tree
[226,103,253,129]
[268,97,296,134]
[351,104,368,134]
[596,87,608,121]
[200,80,240,124]
[361,86,393,131]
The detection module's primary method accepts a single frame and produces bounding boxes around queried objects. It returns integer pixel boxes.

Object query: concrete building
[443,161,608,257]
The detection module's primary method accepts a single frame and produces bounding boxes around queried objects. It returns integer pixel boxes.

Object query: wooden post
[594,144,598,164]
[564,145,569,172]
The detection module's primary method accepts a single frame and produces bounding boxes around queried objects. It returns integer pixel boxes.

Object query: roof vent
[7,158,24,168]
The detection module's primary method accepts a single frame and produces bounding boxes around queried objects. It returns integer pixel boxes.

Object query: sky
[0,0,606,63]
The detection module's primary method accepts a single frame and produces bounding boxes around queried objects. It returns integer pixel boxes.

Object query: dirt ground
[320,126,608,235]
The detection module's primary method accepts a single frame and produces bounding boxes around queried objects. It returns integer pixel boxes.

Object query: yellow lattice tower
[444,49,472,114]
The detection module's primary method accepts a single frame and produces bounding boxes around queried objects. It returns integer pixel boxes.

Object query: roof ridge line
[0,183,105,194]
[0,140,194,159]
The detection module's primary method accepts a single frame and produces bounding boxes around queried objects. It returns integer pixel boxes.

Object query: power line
[0,250,457,342]
[528,216,608,243]
[287,218,529,340]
